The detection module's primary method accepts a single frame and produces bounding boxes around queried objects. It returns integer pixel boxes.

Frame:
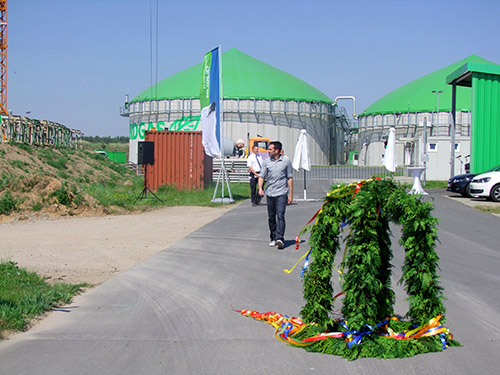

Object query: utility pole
[431,90,443,128]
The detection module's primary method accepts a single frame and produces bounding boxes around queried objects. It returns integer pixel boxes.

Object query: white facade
[354,110,472,180]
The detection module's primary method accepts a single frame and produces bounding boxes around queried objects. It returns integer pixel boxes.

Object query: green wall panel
[471,73,500,173]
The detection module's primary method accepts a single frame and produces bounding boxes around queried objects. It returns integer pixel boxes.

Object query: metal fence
[212,158,407,183]
[293,166,406,182]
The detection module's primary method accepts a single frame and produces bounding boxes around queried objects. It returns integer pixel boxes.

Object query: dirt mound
[0,142,134,223]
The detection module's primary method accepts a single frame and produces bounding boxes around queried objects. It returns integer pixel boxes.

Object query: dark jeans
[267,194,288,242]
[249,174,260,204]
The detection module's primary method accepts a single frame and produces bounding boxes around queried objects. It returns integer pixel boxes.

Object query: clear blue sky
[8,0,500,136]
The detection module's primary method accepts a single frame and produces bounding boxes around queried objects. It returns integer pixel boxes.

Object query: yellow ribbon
[284,248,311,273]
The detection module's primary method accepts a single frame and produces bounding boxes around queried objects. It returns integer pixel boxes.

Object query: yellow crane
[0,0,7,115]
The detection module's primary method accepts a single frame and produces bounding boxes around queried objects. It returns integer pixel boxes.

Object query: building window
[428,143,438,152]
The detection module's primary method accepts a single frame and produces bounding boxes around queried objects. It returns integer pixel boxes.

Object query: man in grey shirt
[258,141,293,250]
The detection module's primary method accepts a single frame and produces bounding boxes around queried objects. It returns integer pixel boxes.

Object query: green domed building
[122,48,349,165]
[356,54,499,179]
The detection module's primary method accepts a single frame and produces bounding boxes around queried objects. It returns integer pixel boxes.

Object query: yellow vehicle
[247,136,271,159]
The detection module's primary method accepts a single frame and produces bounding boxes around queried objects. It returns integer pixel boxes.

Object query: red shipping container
[144,130,212,190]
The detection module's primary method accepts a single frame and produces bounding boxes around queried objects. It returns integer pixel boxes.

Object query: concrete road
[1,186,499,374]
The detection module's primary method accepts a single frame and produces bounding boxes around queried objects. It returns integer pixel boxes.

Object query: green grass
[85,177,250,209]
[11,142,34,155]
[0,191,16,215]
[0,261,87,336]
[9,159,30,172]
[37,148,68,170]
[475,205,500,215]
[422,180,447,189]
[0,172,11,190]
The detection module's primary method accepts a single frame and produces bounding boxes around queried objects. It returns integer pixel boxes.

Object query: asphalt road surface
[1,186,499,374]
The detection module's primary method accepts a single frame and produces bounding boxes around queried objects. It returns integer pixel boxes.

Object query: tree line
[82,136,129,144]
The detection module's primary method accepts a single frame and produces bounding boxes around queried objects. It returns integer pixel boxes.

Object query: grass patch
[12,142,34,154]
[475,205,500,215]
[0,172,11,190]
[9,159,30,172]
[422,180,447,189]
[57,170,69,179]
[85,177,250,209]
[37,148,67,170]
[32,202,43,211]
[0,191,16,215]
[0,261,87,336]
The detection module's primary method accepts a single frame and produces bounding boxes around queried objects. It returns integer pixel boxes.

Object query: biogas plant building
[121,50,498,180]
[355,54,499,180]
[121,48,351,167]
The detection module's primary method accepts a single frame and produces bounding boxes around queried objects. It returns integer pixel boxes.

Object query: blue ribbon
[300,247,313,278]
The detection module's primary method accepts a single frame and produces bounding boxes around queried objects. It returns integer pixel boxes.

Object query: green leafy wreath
[236,178,459,359]
[296,178,459,359]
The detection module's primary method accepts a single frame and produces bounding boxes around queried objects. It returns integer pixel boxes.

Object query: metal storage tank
[121,48,350,166]
[355,55,500,180]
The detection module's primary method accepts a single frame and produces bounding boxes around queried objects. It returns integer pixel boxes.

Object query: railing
[292,166,406,182]
[212,158,407,184]
[212,158,249,183]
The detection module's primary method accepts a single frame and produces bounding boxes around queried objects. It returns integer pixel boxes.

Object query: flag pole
[219,45,225,199]
[211,45,233,203]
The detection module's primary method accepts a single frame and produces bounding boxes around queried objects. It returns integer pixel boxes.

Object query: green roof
[447,61,500,87]
[132,48,333,104]
[359,55,499,117]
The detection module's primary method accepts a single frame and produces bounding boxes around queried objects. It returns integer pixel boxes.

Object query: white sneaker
[276,240,284,249]
[269,240,276,247]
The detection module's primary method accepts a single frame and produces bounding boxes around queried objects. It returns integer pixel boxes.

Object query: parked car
[469,168,500,202]
[447,172,477,197]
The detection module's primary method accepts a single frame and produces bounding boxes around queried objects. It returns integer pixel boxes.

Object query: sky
[7,0,500,137]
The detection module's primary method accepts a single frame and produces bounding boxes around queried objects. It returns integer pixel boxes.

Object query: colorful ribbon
[235,307,452,350]
[284,247,312,275]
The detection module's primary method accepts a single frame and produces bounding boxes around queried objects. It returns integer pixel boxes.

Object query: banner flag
[200,47,221,157]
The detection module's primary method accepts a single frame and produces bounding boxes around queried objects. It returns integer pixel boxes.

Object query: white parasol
[293,129,311,200]
[383,127,396,172]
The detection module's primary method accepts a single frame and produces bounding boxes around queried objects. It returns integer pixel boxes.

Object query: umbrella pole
[303,169,307,200]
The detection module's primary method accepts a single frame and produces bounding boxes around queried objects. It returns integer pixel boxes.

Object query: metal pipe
[334,96,357,118]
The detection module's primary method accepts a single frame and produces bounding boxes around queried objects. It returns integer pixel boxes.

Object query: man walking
[258,141,293,250]
[247,145,263,206]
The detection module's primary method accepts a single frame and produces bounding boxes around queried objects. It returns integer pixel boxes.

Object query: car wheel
[490,184,500,202]
[465,183,472,198]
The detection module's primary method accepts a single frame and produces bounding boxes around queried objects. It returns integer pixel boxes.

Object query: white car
[469,171,500,202]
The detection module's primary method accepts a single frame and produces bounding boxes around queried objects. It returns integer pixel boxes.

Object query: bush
[54,185,72,206]
[0,191,16,215]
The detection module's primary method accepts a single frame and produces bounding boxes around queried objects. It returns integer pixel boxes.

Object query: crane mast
[0,0,6,115]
